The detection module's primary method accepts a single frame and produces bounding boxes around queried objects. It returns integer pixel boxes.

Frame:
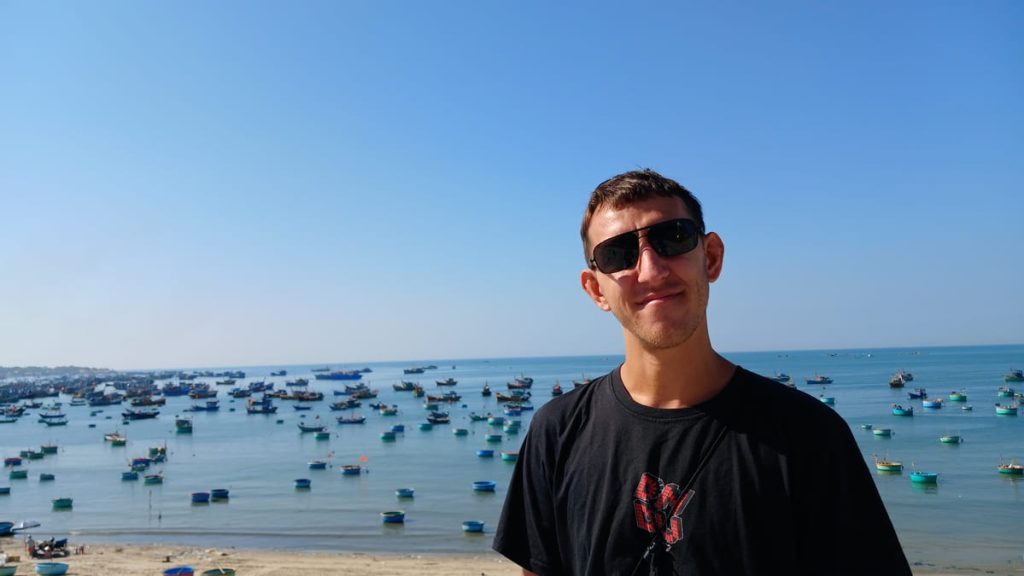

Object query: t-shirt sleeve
[493,421,563,575]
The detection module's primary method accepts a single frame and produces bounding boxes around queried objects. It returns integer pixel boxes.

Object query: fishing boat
[938,435,963,444]
[190,491,211,504]
[487,416,505,426]
[393,381,416,392]
[34,563,70,576]
[336,415,366,425]
[947,391,967,402]
[294,478,311,489]
[1003,369,1024,383]
[51,497,73,509]
[0,486,10,495]
[418,422,434,431]
[144,473,163,485]
[380,510,405,524]
[921,398,944,409]
[476,449,494,458]
[403,367,424,374]
[997,461,1024,476]
[472,480,496,492]
[468,412,488,422]
[888,374,906,389]
[379,430,396,442]
[308,460,328,470]
[39,473,55,481]
[211,488,229,501]
[462,520,485,533]
[872,428,893,437]
[907,388,927,400]
[426,412,450,424]
[9,470,28,480]
[435,378,457,387]
[891,404,914,417]
[426,391,461,403]
[43,417,68,427]
[874,457,903,473]
[314,370,363,381]
[122,471,140,481]
[315,431,330,440]
[994,403,1019,416]
[500,451,519,462]
[806,374,833,385]
[452,428,469,436]
[484,433,503,443]
[910,470,938,484]
[770,372,791,383]
[104,431,127,445]
[40,444,58,454]
[378,405,399,416]
[122,408,159,420]
[997,386,1016,398]
[3,457,22,467]
[162,567,194,576]
[175,417,193,433]
[187,400,220,412]
[297,416,326,432]
[200,569,236,576]
[819,395,835,406]
[246,397,277,414]
[340,465,362,476]
[481,383,492,397]
[395,488,415,498]
[551,382,563,396]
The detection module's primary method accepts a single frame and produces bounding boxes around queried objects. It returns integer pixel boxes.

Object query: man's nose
[634,237,669,282]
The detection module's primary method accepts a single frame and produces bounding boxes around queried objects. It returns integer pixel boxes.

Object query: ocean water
[1,345,1022,572]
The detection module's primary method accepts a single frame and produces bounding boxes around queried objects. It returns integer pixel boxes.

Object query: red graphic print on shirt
[633,472,695,545]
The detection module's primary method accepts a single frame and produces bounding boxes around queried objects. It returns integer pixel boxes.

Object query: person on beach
[493,169,911,575]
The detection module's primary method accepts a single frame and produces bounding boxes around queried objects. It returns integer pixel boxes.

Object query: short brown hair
[580,169,705,261]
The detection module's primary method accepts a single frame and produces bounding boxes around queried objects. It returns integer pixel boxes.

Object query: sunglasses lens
[590,219,700,273]
[593,235,639,274]
[648,220,699,258]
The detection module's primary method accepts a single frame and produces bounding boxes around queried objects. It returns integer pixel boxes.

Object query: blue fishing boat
[995,403,1018,416]
[308,460,328,470]
[51,497,73,509]
[472,480,496,492]
[341,465,362,476]
[122,471,139,481]
[395,488,415,498]
[9,470,27,479]
[294,478,311,489]
[191,491,211,504]
[939,435,963,444]
[806,374,833,385]
[314,370,363,381]
[39,473,55,481]
[175,417,193,434]
[891,404,914,417]
[162,567,194,576]
[380,510,405,524]
[921,398,944,409]
[476,449,495,458]
[910,471,938,484]
[336,415,366,425]
[122,407,160,420]
[211,488,230,501]
[947,391,967,402]
[462,520,485,533]
[391,424,405,433]
[34,563,70,576]
[452,428,469,436]
[907,388,927,399]
[144,473,163,485]
[0,486,10,495]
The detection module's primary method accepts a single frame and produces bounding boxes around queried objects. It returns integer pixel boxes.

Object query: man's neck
[620,333,734,409]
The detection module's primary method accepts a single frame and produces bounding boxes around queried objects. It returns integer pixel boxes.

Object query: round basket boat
[418,422,433,431]
[484,434,503,443]
[162,567,194,576]
[391,424,405,433]
[200,569,236,576]
[294,478,311,489]
[210,488,230,501]
[380,510,405,524]
[452,428,469,437]
[872,428,893,437]
[395,488,415,498]
[910,471,938,484]
[36,563,71,576]
[462,520,485,533]
[476,449,494,458]
[380,431,397,442]
[472,480,496,492]
[500,451,519,462]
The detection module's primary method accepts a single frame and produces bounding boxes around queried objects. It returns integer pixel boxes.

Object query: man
[493,169,910,575]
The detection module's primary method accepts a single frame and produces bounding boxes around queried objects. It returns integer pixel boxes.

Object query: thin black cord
[627,424,729,576]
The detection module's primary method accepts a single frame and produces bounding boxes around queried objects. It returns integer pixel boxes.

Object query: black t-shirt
[493,366,911,576]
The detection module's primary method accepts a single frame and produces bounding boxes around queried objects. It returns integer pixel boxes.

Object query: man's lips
[637,290,684,306]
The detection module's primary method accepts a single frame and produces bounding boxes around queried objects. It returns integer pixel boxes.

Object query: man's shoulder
[726,367,854,440]
[528,372,613,431]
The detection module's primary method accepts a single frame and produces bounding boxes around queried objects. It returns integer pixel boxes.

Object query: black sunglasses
[588,218,702,274]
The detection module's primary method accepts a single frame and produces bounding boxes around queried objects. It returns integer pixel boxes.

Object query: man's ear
[703,232,725,282]
[581,269,611,311]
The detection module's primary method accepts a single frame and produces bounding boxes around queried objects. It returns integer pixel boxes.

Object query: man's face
[580,196,724,351]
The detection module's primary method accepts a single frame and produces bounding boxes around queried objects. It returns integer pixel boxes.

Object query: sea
[1,344,1023,572]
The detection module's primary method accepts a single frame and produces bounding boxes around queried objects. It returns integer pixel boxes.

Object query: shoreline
[0,543,1019,575]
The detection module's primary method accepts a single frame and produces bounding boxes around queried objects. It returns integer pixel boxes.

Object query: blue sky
[1,1,1021,370]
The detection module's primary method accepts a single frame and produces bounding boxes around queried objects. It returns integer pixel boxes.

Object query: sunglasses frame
[588,218,702,274]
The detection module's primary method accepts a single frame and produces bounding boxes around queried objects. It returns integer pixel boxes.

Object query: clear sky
[1,1,1021,370]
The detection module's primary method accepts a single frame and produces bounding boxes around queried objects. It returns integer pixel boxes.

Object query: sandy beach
[0,543,523,575]
[1,542,1020,575]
